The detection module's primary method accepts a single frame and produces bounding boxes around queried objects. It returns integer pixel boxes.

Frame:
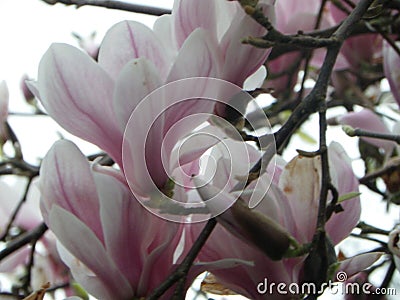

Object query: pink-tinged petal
[113,58,162,131]
[194,176,236,216]
[153,15,176,63]
[279,154,321,243]
[0,180,27,232]
[275,0,321,30]
[167,28,222,82]
[172,0,217,48]
[168,124,224,171]
[26,80,40,99]
[328,0,362,24]
[264,10,317,96]
[37,43,122,163]
[338,109,396,153]
[40,140,103,242]
[138,226,181,296]
[264,51,301,97]
[209,140,259,192]
[98,21,169,80]
[221,4,273,86]
[246,174,298,237]
[15,178,42,230]
[341,34,382,70]
[0,246,30,272]
[326,142,361,244]
[311,48,350,70]
[122,89,166,194]
[91,163,126,186]
[214,0,239,40]
[57,239,132,300]
[94,172,142,286]
[123,78,224,194]
[0,80,8,142]
[20,74,36,103]
[244,66,266,90]
[335,252,384,279]
[190,220,295,299]
[383,41,400,107]
[161,79,245,160]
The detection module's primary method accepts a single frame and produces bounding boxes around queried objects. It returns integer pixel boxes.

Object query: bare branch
[41,0,171,16]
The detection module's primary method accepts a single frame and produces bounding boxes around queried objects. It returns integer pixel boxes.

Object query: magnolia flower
[39,140,187,300]
[31,1,274,222]
[383,41,400,108]
[30,0,276,175]
[31,26,214,166]
[169,0,275,87]
[191,142,380,299]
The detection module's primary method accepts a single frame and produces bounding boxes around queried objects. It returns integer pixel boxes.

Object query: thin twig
[274,0,375,149]
[379,260,396,290]
[41,0,171,16]
[21,240,38,296]
[0,159,39,176]
[0,223,48,261]
[147,219,217,300]
[316,102,332,229]
[357,221,390,235]
[0,177,34,241]
[343,126,400,144]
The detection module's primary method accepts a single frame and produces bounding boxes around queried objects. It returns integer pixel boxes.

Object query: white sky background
[0,0,399,299]
[0,0,173,161]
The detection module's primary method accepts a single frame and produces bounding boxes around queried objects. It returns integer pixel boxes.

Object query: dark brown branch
[147,219,217,300]
[0,177,34,241]
[0,223,48,261]
[0,159,39,176]
[243,7,339,49]
[41,0,171,16]
[274,0,375,149]
[343,126,400,144]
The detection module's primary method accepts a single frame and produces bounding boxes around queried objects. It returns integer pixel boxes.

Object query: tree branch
[274,0,375,149]
[41,0,171,16]
[0,223,48,261]
[147,219,217,300]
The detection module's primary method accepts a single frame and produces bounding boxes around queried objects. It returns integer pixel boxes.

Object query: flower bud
[20,74,35,104]
[0,81,9,145]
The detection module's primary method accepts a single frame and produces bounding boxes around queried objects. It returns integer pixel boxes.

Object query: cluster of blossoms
[1,0,400,299]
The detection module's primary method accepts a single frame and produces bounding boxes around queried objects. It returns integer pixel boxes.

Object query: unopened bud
[230,198,292,260]
[72,32,99,60]
[20,74,35,104]
[194,177,292,261]
[342,125,356,137]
